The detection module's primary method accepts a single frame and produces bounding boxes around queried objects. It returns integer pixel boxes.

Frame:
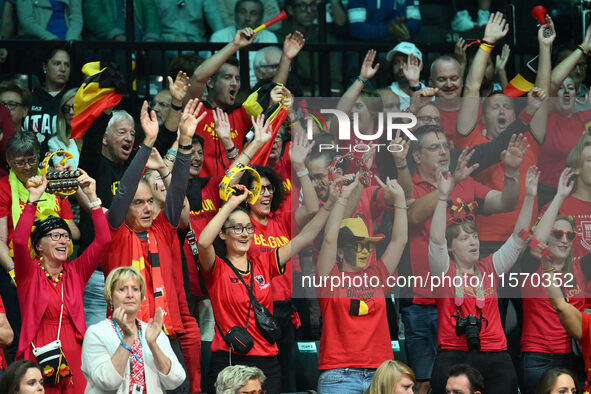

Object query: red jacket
[14,203,111,359]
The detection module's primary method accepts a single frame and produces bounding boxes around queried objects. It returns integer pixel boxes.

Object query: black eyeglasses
[45,232,71,241]
[223,224,256,235]
[551,229,576,241]
[421,142,449,152]
[11,158,38,168]
[449,214,475,225]
[260,184,275,195]
[1,101,24,111]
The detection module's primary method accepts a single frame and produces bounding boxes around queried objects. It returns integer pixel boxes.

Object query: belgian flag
[503,56,537,97]
[71,62,124,139]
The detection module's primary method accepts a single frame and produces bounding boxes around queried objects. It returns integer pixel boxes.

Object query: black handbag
[215,273,255,355]
[223,258,282,344]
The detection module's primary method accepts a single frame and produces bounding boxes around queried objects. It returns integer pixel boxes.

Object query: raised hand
[146,148,166,171]
[556,167,575,199]
[389,19,411,41]
[146,307,163,345]
[525,87,547,115]
[483,11,509,44]
[409,87,439,113]
[455,38,467,68]
[495,44,510,71]
[501,133,529,171]
[437,170,454,198]
[213,107,231,141]
[251,114,272,147]
[228,184,250,206]
[374,176,405,206]
[140,100,159,144]
[283,31,305,60]
[583,24,591,51]
[179,99,206,138]
[76,169,97,199]
[525,165,540,197]
[390,129,411,164]
[361,143,377,170]
[452,147,479,184]
[325,176,347,209]
[26,175,48,201]
[340,174,359,199]
[538,14,556,47]
[167,71,190,104]
[360,49,380,81]
[402,54,421,86]
[233,27,256,49]
[290,130,315,167]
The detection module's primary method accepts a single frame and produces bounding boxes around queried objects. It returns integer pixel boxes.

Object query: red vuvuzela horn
[531,5,547,24]
[253,10,288,33]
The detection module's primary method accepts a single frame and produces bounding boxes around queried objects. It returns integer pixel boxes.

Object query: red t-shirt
[317,260,393,369]
[438,104,482,150]
[521,264,585,353]
[539,110,591,188]
[434,254,506,351]
[0,175,73,244]
[203,251,284,357]
[105,212,188,335]
[249,211,291,301]
[184,177,223,296]
[196,105,251,177]
[408,172,491,303]
[578,311,591,391]
[456,125,541,242]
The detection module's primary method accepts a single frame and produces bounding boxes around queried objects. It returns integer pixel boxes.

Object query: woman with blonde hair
[48,88,80,170]
[365,360,416,394]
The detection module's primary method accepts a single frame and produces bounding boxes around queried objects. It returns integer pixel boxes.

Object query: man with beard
[190,27,304,177]
[399,124,524,394]
[151,89,172,127]
[385,41,424,111]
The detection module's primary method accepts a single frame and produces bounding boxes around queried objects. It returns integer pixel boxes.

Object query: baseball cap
[386,42,423,62]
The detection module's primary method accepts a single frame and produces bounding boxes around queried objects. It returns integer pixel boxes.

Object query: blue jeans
[83,270,107,327]
[317,368,375,394]
[401,303,438,380]
[520,352,578,394]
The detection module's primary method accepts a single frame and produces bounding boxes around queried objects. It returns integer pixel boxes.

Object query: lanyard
[112,319,144,364]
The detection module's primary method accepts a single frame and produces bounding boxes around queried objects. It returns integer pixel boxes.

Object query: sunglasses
[449,214,475,225]
[346,241,375,253]
[551,229,576,242]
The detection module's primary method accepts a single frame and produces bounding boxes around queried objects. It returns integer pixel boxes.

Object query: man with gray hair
[253,46,282,85]
[215,365,266,394]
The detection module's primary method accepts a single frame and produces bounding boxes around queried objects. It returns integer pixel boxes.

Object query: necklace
[38,258,63,284]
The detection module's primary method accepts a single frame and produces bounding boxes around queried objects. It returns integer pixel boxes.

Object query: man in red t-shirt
[402,124,522,392]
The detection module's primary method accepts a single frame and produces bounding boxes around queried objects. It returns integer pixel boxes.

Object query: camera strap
[454,268,485,309]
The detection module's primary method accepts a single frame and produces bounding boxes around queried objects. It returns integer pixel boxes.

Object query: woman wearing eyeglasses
[12,171,110,394]
[519,168,587,394]
[427,165,538,394]
[198,177,339,394]
[48,89,80,171]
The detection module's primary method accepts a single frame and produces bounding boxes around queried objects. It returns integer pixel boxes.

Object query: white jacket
[81,319,186,394]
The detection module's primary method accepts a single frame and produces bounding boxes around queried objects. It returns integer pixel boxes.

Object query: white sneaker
[451,10,475,32]
[477,9,490,28]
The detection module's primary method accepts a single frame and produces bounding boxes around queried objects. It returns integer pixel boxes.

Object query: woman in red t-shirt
[197,183,337,394]
[428,164,538,394]
[520,168,587,394]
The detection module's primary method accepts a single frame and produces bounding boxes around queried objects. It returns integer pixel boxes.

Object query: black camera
[453,309,487,351]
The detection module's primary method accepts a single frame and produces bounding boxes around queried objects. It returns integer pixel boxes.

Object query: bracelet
[321,204,333,212]
[393,204,408,210]
[356,75,368,84]
[479,42,495,54]
[409,85,421,92]
[504,173,519,183]
[578,44,589,56]
[225,145,237,153]
[166,148,177,156]
[243,151,252,160]
[88,198,102,210]
[162,171,171,179]
[163,154,176,163]
[395,160,407,169]
[170,102,183,111]
[296,168,309,178]
[178,143,192,151]
[439,197,448,202]
[226,150,239,160]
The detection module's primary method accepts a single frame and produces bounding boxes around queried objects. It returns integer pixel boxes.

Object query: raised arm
[197,186,250,273]
[107,102,158,228]
[274,32,305,86]
[292,130,320,227]
[547,275,583,339]
[163,100,206,227]
[457,12,508,136]
[533,168,575,242]
[162,71,190,134]
[550,24,591,95]
[374,176,408,274]
[482,134,526,214]
[389,130,413,198]
[429,170,453,274]
[492,165,539,275]
[192,28,256,99]
[495,44,510,89]
[529,16,554,144]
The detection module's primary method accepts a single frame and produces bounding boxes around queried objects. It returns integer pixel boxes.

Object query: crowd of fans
[0,1,590,394]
